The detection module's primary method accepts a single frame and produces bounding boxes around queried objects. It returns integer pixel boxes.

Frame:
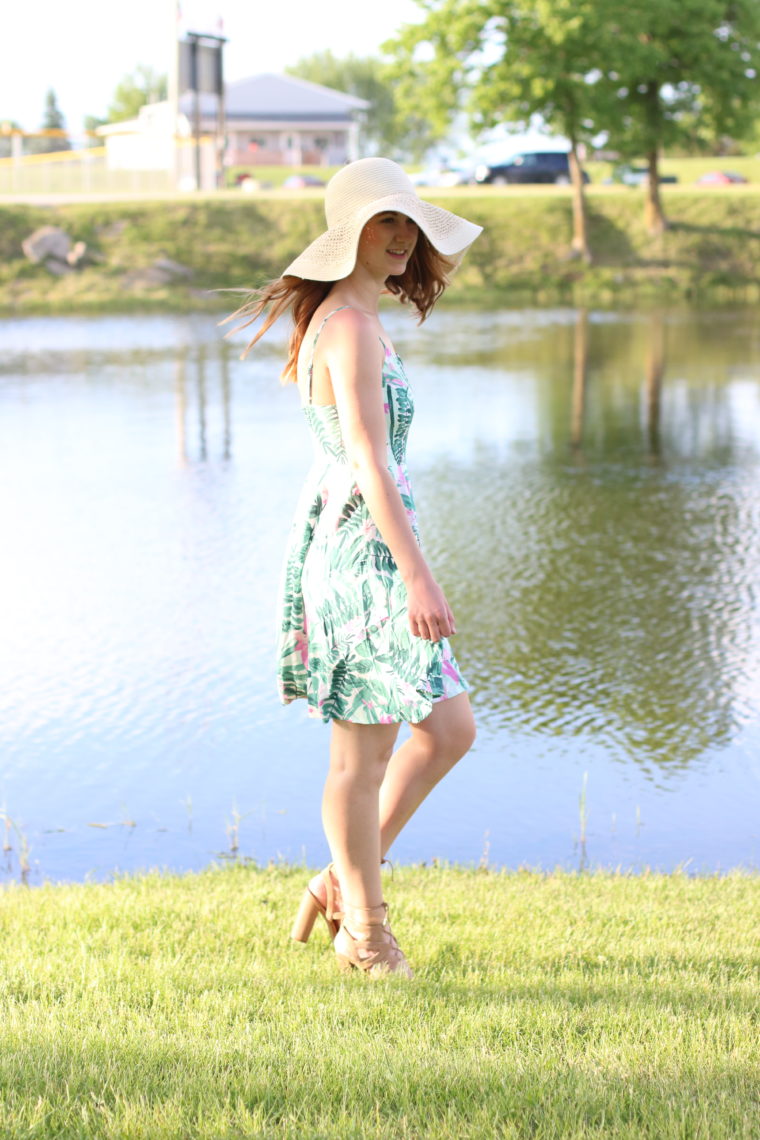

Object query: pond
[1,306,759,885]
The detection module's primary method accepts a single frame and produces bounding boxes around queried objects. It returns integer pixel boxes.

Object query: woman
[225,158,482,978]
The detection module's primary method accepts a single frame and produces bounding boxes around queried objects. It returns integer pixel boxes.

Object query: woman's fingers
[407,579,456,641]
[409,611,453,641]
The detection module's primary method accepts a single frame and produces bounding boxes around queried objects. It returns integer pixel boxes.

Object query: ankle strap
[343,901,389,924]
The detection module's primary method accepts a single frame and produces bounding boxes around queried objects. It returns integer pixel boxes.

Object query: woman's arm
[320,310,456,643]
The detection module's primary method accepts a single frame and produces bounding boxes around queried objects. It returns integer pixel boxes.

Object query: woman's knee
[418,699,476,767]
[443,711,476,763]
[329,721,398,784]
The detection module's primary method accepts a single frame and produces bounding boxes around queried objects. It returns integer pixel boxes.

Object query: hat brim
[282,193,482,282]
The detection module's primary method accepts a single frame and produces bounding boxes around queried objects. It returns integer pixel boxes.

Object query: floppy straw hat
[282,157,483,281]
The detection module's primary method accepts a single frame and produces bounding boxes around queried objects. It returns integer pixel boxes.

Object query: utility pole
[181,31,226,191]
[167,0,180,190]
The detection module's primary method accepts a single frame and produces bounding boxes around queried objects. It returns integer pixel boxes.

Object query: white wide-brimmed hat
[282,157,483,281]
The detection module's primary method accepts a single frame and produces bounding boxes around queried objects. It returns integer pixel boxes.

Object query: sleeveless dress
[276,307,468,724]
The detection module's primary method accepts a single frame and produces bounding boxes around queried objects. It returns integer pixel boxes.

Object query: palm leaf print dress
[277,307,468,724]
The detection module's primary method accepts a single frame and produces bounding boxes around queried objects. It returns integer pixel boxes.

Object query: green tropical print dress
[277,307,468,724]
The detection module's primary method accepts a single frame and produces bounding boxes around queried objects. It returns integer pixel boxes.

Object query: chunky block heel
[291,889,320,943]
[291,864,344,943]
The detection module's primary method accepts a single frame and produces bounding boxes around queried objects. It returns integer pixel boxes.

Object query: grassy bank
[1,187,760,315]
[1,864,758,1139]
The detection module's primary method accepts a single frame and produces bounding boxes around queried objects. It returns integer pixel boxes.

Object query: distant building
[216,73,369,167]
[96,73,368,189]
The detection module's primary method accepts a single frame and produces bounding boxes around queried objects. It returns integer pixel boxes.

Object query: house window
[314,137,328,151]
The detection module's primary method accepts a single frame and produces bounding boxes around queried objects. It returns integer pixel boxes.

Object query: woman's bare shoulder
[318,306,383,363]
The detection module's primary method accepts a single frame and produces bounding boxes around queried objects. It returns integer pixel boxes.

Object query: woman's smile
[357,212,419,277]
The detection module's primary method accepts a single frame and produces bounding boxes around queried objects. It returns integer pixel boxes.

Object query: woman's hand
[405,571,457,642]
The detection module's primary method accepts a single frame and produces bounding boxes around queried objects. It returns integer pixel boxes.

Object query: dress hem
[279,680,469,726]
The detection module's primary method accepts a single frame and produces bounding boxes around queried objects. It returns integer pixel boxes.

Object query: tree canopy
[105,65,167,124]
[386,0,760,234]
[27,89,71,154]
[286,50,437,161]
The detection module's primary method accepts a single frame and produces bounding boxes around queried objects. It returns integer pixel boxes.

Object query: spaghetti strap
[306,305,352,404]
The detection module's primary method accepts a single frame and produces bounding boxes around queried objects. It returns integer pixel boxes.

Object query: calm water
[1,307,759,885]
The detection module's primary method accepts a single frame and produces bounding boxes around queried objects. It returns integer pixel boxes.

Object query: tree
[387,0,611,260]
[286,50,437,161]
[0,120,22,159]
[597,0,760,233]
[386,0,760,241]
[83,114,107,149]
[105,65,167,124]
[27,89,70,154]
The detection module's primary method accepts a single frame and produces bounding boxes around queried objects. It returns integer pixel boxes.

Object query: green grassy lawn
[1,864,758,1139]
[1,183,760,313]
[585,154,760,186]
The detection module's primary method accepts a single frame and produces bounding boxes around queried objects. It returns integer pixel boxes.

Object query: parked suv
[474,151,589,185]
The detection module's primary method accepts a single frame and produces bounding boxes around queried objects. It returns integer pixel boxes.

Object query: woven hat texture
[282,157,482,281]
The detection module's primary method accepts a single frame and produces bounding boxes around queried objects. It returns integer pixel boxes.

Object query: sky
[1,0,423,133]
[1,0,559,159]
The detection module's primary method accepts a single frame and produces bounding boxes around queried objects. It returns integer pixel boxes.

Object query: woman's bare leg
[322,719,400,909]
[378,692,476,857]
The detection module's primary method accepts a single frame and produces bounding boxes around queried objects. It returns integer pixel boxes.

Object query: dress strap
[306,305,352,404]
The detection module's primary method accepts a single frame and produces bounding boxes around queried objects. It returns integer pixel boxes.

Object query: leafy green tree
[27,89,70,154]
[83,114,107,149]
[386,0,760,242]
[106,65,167,124]
[596,0,760,233]
[387,0,614,261]
[0,120,22,159]
[286,50,436,161]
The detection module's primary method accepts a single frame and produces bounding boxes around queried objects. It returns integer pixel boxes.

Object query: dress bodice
[302,345,414,469]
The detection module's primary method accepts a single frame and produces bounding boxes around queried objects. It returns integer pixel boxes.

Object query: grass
[585,154,760,186]
[1,863,758,1138]
[1,183,760,314]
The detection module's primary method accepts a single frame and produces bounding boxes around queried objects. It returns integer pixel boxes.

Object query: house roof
[95,73,370,137]
[226,73,368,115]
[177,72,369,122]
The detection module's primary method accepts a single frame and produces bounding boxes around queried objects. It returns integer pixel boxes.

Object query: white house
[96,73,369,189]
[216,73,369,167]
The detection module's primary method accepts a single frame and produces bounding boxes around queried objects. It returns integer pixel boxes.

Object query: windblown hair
[219,231,453,384]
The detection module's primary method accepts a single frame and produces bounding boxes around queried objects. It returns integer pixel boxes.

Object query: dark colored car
[474,151,589,185]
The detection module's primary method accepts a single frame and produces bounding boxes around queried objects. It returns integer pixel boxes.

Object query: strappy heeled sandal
[333,902,413,978]
[290,863,344,943]
[290,858,394,943]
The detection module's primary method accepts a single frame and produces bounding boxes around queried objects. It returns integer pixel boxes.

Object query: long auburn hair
[220,230,454,384]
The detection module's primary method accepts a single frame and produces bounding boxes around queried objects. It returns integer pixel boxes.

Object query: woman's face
[356,212,418,279]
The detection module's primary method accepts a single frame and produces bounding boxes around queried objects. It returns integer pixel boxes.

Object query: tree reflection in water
[415,308,760,773]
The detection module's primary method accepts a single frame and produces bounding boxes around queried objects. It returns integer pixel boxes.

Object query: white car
[410,166,473,188]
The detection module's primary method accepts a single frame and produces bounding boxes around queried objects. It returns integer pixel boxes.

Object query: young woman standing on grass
[225,158,482,978]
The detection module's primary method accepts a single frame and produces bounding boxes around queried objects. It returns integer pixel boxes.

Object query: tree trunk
[571,308,589,450]
[568,143,591,263]
[645,310,665,455]
[645,147,667,235]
